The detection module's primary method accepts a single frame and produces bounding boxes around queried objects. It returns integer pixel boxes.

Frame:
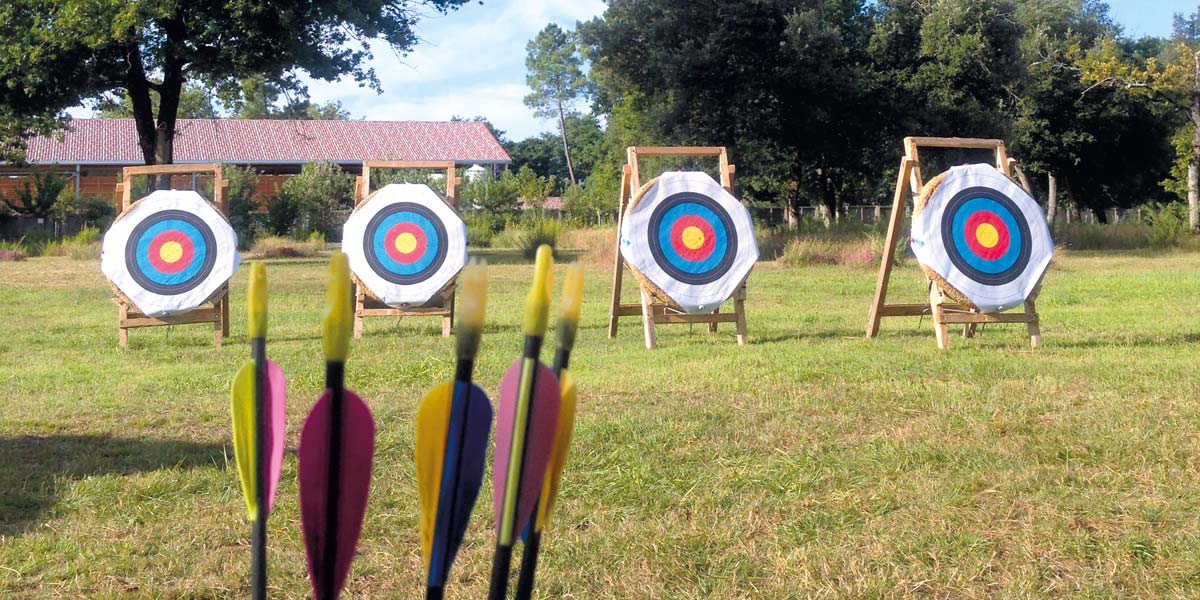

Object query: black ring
[646,191,738,285]
[362,202,449,284]
[940,186,1032,286]
[124,209,218,296]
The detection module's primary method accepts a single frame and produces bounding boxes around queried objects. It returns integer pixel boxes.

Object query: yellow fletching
[247,263,267,339]
[414,381,454,573]
[230,362,258,520]
[560,264,584,325]
[458,261,488,331]
[535,371,577,532]
[323,252,352,362]
[522,245,554,336]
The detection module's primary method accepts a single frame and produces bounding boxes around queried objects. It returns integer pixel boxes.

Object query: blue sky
[1108,0,1195,37]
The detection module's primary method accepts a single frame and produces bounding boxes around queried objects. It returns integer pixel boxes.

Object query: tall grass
[250,233,327,259]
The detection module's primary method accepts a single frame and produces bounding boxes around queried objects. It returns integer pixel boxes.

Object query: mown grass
[3,249,1200,598]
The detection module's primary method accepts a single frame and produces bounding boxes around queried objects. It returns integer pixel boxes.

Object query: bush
[515,219,561,259]
[224,165,262,249]
[266,191,302,236]
[32,226,101,259]
[1143,202,1191,249]
[463,211,506,248]
[279,162,355,239]
[251,235,326,259]
[462,170,520,218]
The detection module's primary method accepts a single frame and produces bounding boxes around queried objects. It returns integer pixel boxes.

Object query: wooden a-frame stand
[607,146,749,349]
[865,137,1041,350]
[351,160,461,338]
[113,163,231,348]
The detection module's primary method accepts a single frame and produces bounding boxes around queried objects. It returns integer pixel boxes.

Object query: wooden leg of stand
[709,306,719,333]
[353,291,365,339]
[118,303,128,348]
[929,285,949,350]
[962,323,976,338]
[609,258,624,339]
[221,292,230,338]
[1025,299,1041,349]
[442,294,455,338]
[640,287,657,350]
[734,291,748,346]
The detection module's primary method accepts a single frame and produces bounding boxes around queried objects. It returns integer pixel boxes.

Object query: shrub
[223,165,262,249]
[280,162,355,239]
[266,191,302,236]
[463,211,505,248]
[515,219,561,259]
[251,235,326,259]
[462,170,520,218]
[1143,202,1192,249]
[2,168,67,218]
[1054,222,1150,250]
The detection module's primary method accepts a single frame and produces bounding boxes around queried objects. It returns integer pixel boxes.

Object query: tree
[515,165,556,212]
[524,24,592,184]
[1077,29,1200,229]
[2,169,67,218]
[0,0,468,167]
[451,115,511,147]
[509,114,605,186]
[96,84,219,119]
[223,75,351,120]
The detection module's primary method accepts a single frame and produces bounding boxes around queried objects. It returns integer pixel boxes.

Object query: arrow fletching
[415,381,493,587]
[231,360,287,518]
[532,371,576,533]
[456,261,487,362]
[493,360,561,544]
[298,389,375,600]
[248,263,267,339]
[324,253,352,363]
[522,245,554,338]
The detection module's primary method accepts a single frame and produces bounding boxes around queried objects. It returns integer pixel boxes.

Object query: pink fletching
[298,389,376,600]
[493,360,561,539]
[264,360,287,513]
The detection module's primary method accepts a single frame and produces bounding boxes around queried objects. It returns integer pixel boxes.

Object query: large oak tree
[0,0,469,165]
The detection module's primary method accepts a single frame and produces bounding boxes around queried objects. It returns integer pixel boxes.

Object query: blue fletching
[428,382,493,586]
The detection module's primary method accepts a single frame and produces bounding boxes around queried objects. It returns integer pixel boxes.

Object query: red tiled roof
[23,118,511,165]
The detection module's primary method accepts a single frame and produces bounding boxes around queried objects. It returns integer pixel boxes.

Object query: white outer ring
[909,163,1053,312]
[100,190,240,317]
[341,184,467,307]
[620,172,758,313]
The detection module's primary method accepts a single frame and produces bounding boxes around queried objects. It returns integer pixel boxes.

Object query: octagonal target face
[910,163,1053,312]
[101,190,240,317]
[342,184,467,307]
[620,172,758,313]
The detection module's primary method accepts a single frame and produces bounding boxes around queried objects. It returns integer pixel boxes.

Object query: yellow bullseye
[159,241,184,263]
[681,226,705,250]
[975,223,999,249]
[395,232,418,254]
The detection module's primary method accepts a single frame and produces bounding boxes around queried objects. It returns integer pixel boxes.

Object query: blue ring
[371,211,440,276]
[655,203,729,276]
[949,198,1022,275]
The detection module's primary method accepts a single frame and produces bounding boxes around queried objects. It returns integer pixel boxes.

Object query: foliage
[223,165,261,250]
[778,236,878,268]
[370,168,449,198]
[1053,221,1151,250]
[1143,202,1193,249]
[278,162,355,239]
[515,165,555,212]
[514,219,561,259]
[461,170,520,218]
[561,161,620,226]
[2,169,68,218]
[266,192,301,237]
[0,0,469,163]
[96,84,219,119]
[54,194,116,228]
[463,212,506,248]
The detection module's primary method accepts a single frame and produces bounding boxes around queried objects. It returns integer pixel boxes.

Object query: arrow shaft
[322,361,345,600]
[251,337,268,600]
[427,361,474,587]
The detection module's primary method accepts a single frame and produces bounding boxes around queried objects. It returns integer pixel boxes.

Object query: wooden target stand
[607,146,749,349]
[351,160,461,338]
[112,163,231,348]
[865,137,1042,349]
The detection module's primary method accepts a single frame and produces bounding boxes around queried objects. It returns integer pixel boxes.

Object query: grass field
[3,249,1200,598]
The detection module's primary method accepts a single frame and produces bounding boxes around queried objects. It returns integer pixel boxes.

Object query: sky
[70,0,1200,142]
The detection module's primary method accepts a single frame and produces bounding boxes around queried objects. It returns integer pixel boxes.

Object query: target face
[620,172,758,313]
[101,190,240,317]
[910,164,1052,312]
[648,192,738,285]
[342,184,467,307]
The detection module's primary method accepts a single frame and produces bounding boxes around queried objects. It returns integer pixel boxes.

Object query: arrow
[487,245,561,600]
[514,264,584,600]
[231,263,287,600]
[415,261,494,600]
[298,252,376,600]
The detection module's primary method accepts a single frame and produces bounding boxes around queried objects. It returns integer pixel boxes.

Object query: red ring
[670,215,716,262]
[383,222,427,264]
[964,211,1010,260]
[147,230,194,274]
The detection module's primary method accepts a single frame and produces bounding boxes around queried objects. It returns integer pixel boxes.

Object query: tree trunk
[785,195,799,230]
[1046,173,1058,227]
[557,100,575,184]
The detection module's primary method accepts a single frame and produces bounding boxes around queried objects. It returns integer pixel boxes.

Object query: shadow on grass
[0,434,225,536]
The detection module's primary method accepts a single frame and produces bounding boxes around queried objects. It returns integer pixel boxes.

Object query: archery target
[910,163,1052,312]
[620,172,758,313]
[101,190,240,317]
[342,184,466,306]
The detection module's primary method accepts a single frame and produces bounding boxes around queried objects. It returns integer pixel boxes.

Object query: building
[1,118,512,201]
